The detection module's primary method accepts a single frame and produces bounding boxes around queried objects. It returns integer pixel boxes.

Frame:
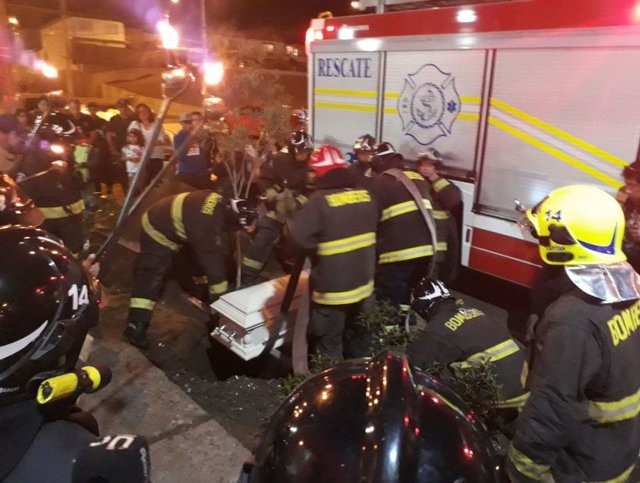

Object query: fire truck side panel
[381,50,485,170]
[478,47,640,219]
[312,52,381,154]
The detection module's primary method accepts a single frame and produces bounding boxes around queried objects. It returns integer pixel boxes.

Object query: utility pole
[200,0,207,96]
[0,0,17,111]
[60,0,74,97]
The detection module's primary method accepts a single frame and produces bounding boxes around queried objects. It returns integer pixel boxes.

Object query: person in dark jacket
[241,130,313,285]
[349,133,376,188]
[407,277,528,412]
[17,124,85,256]
[125,190,257,348]
[616,160,640,272]
[506,185,640,482]
[370,144,458,320]
[290,145,378,360]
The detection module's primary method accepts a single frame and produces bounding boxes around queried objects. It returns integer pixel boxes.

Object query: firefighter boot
[124,320,150,349]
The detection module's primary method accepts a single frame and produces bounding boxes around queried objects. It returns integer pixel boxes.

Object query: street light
[8,16,19,26]
[203,60,224,86]
[42,63,59,79]
[156,19,179,50]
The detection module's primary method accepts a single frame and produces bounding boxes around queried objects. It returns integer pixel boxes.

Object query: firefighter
[290,145,378,360]
[0,226,151,482]
[418,147,463,281]
[407,277,528,416]
[616,160,640,272]
[17,115,86,256]
[370,143,457,320]
[125,190,257,349]
[349,133,376,187]
[506,185,640,482]
[240,130,313,285]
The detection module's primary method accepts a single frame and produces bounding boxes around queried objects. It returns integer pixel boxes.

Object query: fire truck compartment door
[478,47,640,219]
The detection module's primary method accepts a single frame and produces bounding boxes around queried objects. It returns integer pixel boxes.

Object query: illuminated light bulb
[157,20,179,50]
[456,9,477,23]
[203,61,224,86]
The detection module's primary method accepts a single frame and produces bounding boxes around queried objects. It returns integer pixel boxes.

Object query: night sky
[7,0,354,44]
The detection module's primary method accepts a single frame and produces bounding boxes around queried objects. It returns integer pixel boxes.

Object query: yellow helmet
[525,185,626,265]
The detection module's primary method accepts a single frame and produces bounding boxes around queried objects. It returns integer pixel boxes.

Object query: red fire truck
[306,0,640,287]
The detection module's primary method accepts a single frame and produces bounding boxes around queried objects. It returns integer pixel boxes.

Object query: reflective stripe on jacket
[508,289,640,482]
[290,169,378,306]
[371,170,450,265]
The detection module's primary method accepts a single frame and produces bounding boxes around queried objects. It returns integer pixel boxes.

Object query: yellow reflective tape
[587,464,636,483]
[455,339,521,369]
[130,297,156,311]
[39,200,85,219]
[209,280,228,295]
[493,392,530,409]
[507,445,551,481]
[317,232,376,256]
[295,194,308,205]
[314,102,377,112]
[402,170,424,181]
[489,116,622,189]
[380,199,433,222]
[378,242,447,264]
[141,213,180,251]
[171,192,188,240]
[384,93,480,103]
[242,257,263,270]
[192,275,208,285]
[588,387,640,423]
[314,87,377,98]
[491,98,627,169]
[312,280,374,305]
[432,177,449,193]
[200,192,220,215]
[431,210,450,220]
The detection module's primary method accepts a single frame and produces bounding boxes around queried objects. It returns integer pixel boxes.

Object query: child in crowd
[122,128,144,187]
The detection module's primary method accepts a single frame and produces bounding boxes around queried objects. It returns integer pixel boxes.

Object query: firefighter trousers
[375,257,432,314]
[308,296,374,361]
[241,215,283,284]
[41,214,85,256]
[127,232,174,328]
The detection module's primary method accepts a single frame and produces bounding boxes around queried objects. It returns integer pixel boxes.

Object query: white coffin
[210,271,309,360]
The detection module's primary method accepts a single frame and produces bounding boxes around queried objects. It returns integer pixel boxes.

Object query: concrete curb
[81,335,249,482]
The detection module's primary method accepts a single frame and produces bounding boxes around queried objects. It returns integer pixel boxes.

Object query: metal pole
[200,0,208,97]
[376,0,385,13]
[60,0,74,97]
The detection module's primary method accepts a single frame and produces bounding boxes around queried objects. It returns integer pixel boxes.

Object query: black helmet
[249,351,500,482]
[288,130,314,154]
[353,134,375,153]
[411,277,455,321]
[0,226,99,403]
[0,174,44,227]
[371,141,403,173]
[228,198,258,227]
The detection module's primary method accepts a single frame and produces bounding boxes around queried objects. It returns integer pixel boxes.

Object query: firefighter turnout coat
[406,299,528,408]
[290,168,377,306]
[135,190,229,304]
[507,287,640,482]
[371,169,455,267]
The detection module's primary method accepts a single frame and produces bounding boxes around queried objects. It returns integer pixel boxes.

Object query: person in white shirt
[127,103,171,187]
